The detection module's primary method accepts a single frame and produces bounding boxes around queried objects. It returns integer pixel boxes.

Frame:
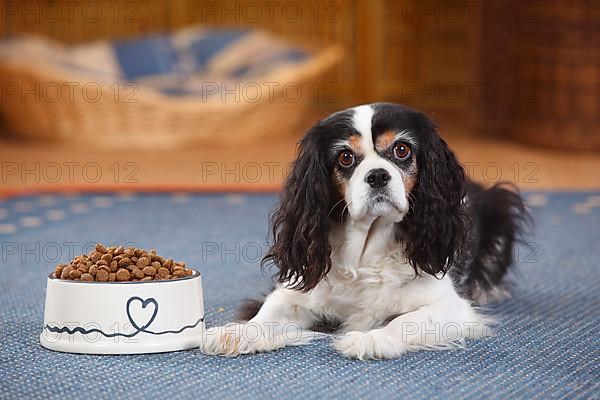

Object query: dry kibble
[98,265,110,274]
[96,269,109,282]
[81,273,93,282]
[173,269,186,278]
[61,265,73,279]
[90,252,101,263]
[133,268,145,279]
[55,264,67,278]
[157,267,169,278]
[151,261,161,270]
[116,268,130,281]
[70,269,82,280]
[54,244,193,282]
[118,258,131,268]
[136,257,150,268]
[109,261,118,272]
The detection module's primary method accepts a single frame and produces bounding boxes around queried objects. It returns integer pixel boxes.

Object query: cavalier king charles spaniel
[202,103,529,359]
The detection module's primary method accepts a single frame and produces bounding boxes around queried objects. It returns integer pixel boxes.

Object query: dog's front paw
[201,323,286,357]
[334,330,402,360]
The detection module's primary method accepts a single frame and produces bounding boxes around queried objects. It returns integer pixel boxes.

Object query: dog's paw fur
[333,330,403,360]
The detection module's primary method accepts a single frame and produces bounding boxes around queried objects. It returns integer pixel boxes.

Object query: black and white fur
[202,103,529,359]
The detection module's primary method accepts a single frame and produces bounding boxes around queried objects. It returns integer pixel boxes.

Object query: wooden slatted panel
[478,0,600,149]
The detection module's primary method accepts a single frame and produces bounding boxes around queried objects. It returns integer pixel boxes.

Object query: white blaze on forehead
[351,105,376,156]
[344,104,409,221]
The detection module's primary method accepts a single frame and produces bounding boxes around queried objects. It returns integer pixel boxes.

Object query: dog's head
[263,103,468,290]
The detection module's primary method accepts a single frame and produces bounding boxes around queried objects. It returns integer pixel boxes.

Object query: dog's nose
[365,168,391,188]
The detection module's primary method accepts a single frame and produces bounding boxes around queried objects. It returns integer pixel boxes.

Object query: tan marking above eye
[376,130,397,151]
[348,135,362,153]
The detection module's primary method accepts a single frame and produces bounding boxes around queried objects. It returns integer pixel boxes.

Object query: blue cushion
[114,35,180,80]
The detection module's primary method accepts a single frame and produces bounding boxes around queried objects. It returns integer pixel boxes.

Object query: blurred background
[1,0,599,195]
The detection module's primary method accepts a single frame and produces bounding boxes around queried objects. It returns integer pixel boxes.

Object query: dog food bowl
[40,271,204,354]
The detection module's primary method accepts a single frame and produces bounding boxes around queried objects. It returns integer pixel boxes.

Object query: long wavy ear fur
[262,126,334,291]
[399,115,468,277]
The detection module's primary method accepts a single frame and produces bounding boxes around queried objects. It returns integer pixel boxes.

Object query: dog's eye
[338,150,355,168]
[393,143,411,160]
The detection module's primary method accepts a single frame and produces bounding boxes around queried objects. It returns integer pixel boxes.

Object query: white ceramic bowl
[40,270,204,354]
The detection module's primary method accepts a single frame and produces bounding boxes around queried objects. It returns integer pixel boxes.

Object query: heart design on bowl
[126,297,159,331]
[45,295,202,339]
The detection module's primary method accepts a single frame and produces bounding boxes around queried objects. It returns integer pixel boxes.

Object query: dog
[201,103,530,359]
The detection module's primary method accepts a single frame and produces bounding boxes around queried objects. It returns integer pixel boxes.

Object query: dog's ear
[399,115,468,277]
[262,125,334,291]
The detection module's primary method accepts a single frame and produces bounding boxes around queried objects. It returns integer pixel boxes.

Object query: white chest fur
[313,252,417,330]
[304,219,457,331]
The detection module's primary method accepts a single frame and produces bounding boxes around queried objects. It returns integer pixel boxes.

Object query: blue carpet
[0,192,599,399]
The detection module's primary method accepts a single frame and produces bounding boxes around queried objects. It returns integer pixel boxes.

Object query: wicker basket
[0,43,342,148]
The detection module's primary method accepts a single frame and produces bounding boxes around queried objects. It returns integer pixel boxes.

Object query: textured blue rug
[0,192,598,399]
